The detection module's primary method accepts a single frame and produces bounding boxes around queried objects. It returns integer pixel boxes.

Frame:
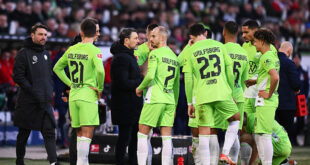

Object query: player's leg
[229,102,245,164]
[75,101,99,165]
[210,128,219,165]
[147,129,153,165]
[216,100,240,164]
[272,138,292,165]
[137,103,161,165]
[210,108,224,165]
[159,104,176,165]
[254,106,277,165]
[198,103,214,165]
[188,103,200,164]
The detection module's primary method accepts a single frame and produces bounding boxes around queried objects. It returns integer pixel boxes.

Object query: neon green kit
[272,121,292,165]
[255,50,280,134]
[213,42,248,130]
[134,42,150,66]
[138,46,180,127]
[53,42,105,127]
[184,39,238,127]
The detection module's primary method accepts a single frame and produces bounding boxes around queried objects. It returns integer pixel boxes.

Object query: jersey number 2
[197,54,221,79]
[164,66,176,87]
[70,61,84,83]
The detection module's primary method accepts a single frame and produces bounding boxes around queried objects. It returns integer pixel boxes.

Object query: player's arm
[223,46,234,90]
[173,67,180,105]
[93,51,105,92]
[258,57,279,99]
[137,53,157,90]
[241,61,249,92]
[178,44,190,67]
[53,50,71,87]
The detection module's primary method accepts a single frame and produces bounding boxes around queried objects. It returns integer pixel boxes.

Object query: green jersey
[224,42,248,103]
[257,50,280,97]
[134,42,150,66]
[272,121,292,152]
[53,42,105,103]
[178,44,191,67]
[183,39,234,105]
[242,42,277,98]
[138,46,180,105]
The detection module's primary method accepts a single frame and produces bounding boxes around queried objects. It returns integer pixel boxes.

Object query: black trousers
[275,109,297,145]
[16,113,57,165]
[116,123,138,165]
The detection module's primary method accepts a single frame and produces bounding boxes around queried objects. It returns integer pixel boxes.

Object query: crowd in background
[0,0,310,148]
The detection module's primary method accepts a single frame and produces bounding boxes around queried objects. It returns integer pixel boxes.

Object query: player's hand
[244,79,257,88]
[258,90,270,99]
[136,88,143,97]
[89,86,102,99]
[188,104,195,118]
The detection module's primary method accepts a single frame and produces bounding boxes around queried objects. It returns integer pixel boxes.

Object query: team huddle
[53,18,291,165]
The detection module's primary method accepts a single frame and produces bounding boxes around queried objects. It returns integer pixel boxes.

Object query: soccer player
[207,21,248,165]
[240,20,277,161]
[249,28,279,165]
[177,23,211,165]
[135,24,159,76]
[135,24,159,165]
[241,115,292,165]
[53,18,105,165]
[183,23,240,165]
[136,26,180,165]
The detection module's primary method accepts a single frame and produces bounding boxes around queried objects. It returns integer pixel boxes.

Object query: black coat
[277,52,300,110]
[12,38,55,130]
[110,41,143,125]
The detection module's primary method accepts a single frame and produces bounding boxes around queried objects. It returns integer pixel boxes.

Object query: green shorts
[211,101,242,130]
[69,100,99,128]
[244,98,256,114]
[188,104,199,128]
[245,112,256,133]
[200,99,238,127]
[139,103,176,127]
[254,106,277,134]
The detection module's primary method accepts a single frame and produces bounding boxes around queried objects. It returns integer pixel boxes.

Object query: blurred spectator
[56,22,69,37]
[31,1,44,25]
[0,12,9,34]
[137,29,146,45]
[0,48,14,85]
[46,18,58,36]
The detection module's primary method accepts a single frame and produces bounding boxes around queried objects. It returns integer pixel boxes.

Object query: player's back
[187,39,233,105]
[145,46,179,104]
[224,42,248,102]
[66,42,102,102]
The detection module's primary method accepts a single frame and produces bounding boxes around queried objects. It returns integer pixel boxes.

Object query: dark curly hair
[254,28,276,45]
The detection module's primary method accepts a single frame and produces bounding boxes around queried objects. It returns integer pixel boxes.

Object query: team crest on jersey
[97,54,102,59]
[44,54,48,60]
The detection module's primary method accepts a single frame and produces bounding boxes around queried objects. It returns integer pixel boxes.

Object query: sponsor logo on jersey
[97,54,102,59]
[90,144,99,153]
[249,61,257,74]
